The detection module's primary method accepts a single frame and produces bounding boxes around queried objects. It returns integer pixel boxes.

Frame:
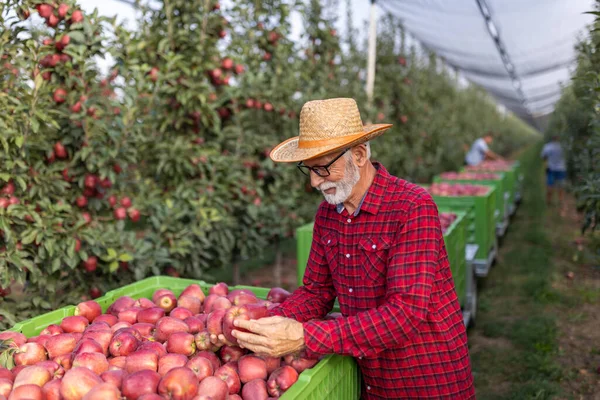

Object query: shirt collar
[335,162,389,216]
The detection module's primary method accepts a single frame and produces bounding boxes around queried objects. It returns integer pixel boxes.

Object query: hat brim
[269,124,393,163]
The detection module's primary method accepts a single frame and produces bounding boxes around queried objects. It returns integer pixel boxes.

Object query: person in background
[464,132,504,166]
[541,135,567,213]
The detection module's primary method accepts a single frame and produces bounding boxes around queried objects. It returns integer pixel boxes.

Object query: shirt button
[327,240,331,244]
[347,218,351,223]
[349,288,353,293]
[359,356,363,360]
[345,253,350,258]
[367,386,371,390]
[372,244,377,249]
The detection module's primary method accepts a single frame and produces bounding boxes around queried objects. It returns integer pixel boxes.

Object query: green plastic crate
[423,184,497,261]
[9,276,360,400]
[296,222,314,288]
[462,164,519,207]
[438,209,467,308]
[433,173,508,223]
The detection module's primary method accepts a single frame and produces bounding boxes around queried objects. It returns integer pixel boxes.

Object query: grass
[470,144,565,400]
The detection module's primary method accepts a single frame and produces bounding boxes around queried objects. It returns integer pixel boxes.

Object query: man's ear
[352,144,368,167]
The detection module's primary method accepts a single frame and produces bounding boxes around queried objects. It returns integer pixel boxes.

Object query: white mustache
[318,183,337,191]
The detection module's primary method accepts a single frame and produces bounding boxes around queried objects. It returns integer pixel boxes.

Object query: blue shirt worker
[465,133,504,166]
[541,136,567,212]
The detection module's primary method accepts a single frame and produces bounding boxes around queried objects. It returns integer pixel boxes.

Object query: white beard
[318,157,360,205]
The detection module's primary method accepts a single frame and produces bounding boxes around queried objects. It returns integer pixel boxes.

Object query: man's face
[304,150,361,205]
[484,135,493,144]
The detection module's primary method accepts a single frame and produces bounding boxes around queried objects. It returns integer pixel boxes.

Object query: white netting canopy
[377,0,595,126]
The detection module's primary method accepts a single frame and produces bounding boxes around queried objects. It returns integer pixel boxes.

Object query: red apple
[224,304,268,344]
[72,338,104,357]
[59,367,102,400]
[227,289,257,306]
[0,379,11,398]
[127,208,140,222]
[36,3,53,18]
[183,317,205,334]
[193,331,213,352]
[0,332,26,348]
[196,376,227,400]
[74,301,102,323]
[0,369,13,383]
[180,284,206,303]
[131,323,154,339]
[241,378,268,400]
[266,287,291,303]
[72,352,108,375]
[238,355,267,384]
[81,330,112,356]
[42,378,62,400]
[125,350,158,374]
[158,353,188,377]
[153,317,189,343]
[114,207,127,220]
[84,322,110,332]
[214,363,241,395]
[260,356,281,375]
[137,341,167,358]
[209,283,228,296]
[107,296,135,316]
[176,296,202,314]
[70,9,83,23]
[108,195,117,207]
[152,289,173,304]
[158,367,198,400]
[13,366,51,388]
[80,382,120,400]
[122,370,161,400]
[45,334,77,358]
[118,307,142,325]
[155,293,177,313]
[81,256,97,273]
[185,356,213,381]
[100,369,124,389]
[8,384,44,400]
[93,315,117,326]
[10,365,26,379]
[283,352,318,373]
[53,88,67,104]
[120,197,131,208]
[267,365,298,397]
[206,309,227,337]
[133,298,155,309]
[137,307,165,324]
[14,343,47,366]
[165,332,196,356]
[40,325,63,336]
[109,333,139,357]
[138,395,164,400]
[52,353,73,371]
[36,360,63,379]
[108,356,126,370]
[195,351,221,372]
[169,307,193,320]
[57,4,69,19]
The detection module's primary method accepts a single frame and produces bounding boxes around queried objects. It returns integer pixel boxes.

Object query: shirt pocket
[358,236,391,283]
[320,231,339,273]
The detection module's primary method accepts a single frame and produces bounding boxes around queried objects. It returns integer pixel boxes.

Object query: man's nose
[310,171,324,188]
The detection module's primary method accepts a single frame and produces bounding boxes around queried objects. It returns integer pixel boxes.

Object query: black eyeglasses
[297,149,349,177]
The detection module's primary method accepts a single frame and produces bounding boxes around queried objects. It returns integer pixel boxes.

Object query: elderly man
[223,98,475,399]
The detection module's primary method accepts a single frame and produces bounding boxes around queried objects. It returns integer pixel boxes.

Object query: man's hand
[229,316,305,358]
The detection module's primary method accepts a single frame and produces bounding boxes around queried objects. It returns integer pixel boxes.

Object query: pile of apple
[425,182,490,197]
[439,172,500,181]
[0,283,318,400]
[465,160,515,172]
[439,213,457,234]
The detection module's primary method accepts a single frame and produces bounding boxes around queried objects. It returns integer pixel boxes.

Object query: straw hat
[269,98,393,163]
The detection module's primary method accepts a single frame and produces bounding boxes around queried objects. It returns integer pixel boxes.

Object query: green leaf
[118,253,133,262]
[14,135,23,148]
[0,174,10,182]
[109,261,119,273]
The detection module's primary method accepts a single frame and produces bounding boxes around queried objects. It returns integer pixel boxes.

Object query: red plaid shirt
[271,163,475,399]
